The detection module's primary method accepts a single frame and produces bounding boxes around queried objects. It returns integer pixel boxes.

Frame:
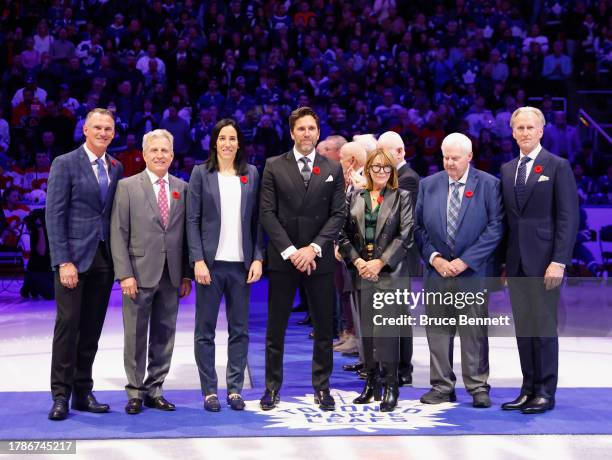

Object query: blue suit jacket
[186,163,264,270]
[500,148,578,277]
[46,145,124,272]
[415,167,504,278]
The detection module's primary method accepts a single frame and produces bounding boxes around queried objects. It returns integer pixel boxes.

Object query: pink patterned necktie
[157,178,169,227]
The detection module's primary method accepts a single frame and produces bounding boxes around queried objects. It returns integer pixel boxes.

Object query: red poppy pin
[240,175,248,184]
[172,191,180,200]
[377,195,384,204]
[312,166,321,175]
[111,159,117,167]
[534,165,543,174]
[465,190,474,198]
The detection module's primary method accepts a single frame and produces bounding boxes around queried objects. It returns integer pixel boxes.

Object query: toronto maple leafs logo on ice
[245,390,458,433]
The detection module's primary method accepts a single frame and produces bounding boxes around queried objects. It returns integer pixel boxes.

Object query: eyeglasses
[369,164,393,173]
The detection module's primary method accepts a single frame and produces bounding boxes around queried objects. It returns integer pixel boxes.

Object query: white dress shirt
[514,144,541,184]
[145,168,171,209]
[280,147,321,260]
[83,143,110,185]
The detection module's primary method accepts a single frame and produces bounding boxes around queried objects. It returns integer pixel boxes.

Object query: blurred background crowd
[0,0,610,286]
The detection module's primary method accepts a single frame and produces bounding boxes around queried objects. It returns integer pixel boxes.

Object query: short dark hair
[288,106,320,132]
[206,118,247,175]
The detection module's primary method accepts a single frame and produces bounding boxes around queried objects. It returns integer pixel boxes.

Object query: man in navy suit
[259,107,345,411]
[415,133,504,408]
[501,107,578,414]
[46,108,124,420]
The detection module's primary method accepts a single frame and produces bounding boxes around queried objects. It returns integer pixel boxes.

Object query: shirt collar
[83,143,106,164]
[145,168,169,185]
[396,160,406,170]
[448,164,470,185]
[520,144,542,161]
[293,147,316,165]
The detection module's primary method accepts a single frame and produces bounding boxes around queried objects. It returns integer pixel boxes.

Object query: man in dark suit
[415,132,504,408]
[377,131,420,386]
[111,129,192,415]
[501,107,578,414]
[259,106,345,411]
[46,108,124,420]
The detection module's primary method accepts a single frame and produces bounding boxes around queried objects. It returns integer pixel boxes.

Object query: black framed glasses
[370,164,393,173]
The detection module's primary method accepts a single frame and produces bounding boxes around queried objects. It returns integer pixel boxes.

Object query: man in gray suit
[111,129,192,415]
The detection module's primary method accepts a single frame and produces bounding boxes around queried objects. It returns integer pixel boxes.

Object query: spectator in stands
[160,104,191,157]
[543,111,582,163]
[21,209,54,300]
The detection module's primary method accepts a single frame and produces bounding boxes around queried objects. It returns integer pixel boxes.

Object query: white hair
[353,134,378,155]
[441,132,472,156]
[142,129,174,152]
[377,131,405,150]
[510,106,546,129]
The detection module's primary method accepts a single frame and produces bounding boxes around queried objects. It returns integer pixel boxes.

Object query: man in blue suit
[415,132,504,408]
[46,108,124,420]
[500,107,578,414]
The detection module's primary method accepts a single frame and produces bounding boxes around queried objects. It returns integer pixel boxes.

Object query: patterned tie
[95,158,109,204]
[299,156,311,187]
[447,181,461,250]
[157,178,169,228]
[515,156,532,209]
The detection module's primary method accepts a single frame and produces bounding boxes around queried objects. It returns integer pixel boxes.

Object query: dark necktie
[447,181,461,250]
[95,158,109,204]
[515,156,532,208]
[299,156,311,187]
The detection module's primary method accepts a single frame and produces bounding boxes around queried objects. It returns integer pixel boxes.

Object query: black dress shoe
[398,374,413,387]
[343,361,364,372]
[144,396,175,411]
[125,398,143,415]
[227,394,246,410]
[501,393,531,411]
[472,392,492,408]
[71,392,110,413]
[314,389,335,411]
[48,398,68,421]
[380,384,399,412]
[521,396,555,414]
[204,395,221,412]
[420,389,457,404]
[353,374,382,404]
[297,314,312,326]
[260,389,280,411]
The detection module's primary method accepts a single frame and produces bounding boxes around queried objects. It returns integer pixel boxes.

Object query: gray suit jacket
[111,170,190,288]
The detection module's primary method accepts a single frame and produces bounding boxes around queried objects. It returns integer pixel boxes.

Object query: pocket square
[538,175,550,182]
[325,175,334,182]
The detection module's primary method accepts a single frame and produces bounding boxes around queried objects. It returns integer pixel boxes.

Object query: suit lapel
[166,174,182,226]
[240,169,248,220]
[77,148,103,210]
[504,157,519,214]
[520,149,551,213]
[455,168,479,231]
[375,188,395,239]
[285,152,307,200]
[304,153,324,204]
[140,171,163,228]
[437,172,449,239]
[206,169,221,218]
[353,192,366,239]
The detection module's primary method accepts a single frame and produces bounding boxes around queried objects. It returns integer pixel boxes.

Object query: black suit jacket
[338,188,414,288]
[259,151,345,274]
[397,162,420,275]
[500,148,579,277]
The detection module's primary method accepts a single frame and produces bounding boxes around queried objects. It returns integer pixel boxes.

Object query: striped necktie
[515,156,532,208]
[447,181,461,250]
[299,156,311,187]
